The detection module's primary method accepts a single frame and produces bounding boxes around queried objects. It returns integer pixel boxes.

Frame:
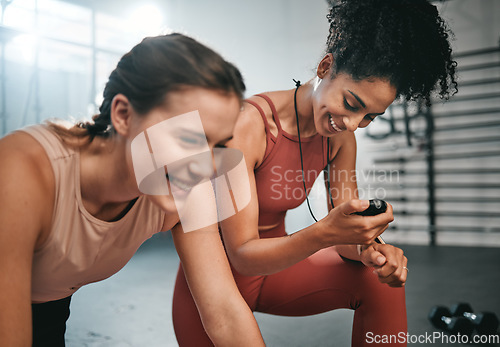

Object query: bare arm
[220,101,327,276]
[324,131,391,260]
[221,101,390,277]
[326,133,407,287]
[171,222,264,346]
[0,133,53,346]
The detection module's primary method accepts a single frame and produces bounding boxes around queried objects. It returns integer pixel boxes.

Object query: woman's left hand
[359,244,408,287]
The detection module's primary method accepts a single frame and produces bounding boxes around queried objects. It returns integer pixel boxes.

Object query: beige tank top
[20,125,165,303]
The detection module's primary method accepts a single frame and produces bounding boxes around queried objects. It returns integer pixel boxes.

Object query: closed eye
[215,136,233,149]
[180,136,203,145]
[364,111,385,123]
[344,97,359,112]
[178,133,207,149]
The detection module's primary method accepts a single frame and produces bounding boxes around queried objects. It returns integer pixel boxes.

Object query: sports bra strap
[244,99,271,135]
[255,94,283,133]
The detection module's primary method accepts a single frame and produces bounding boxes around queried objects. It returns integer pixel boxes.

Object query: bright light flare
[128,4,164,36]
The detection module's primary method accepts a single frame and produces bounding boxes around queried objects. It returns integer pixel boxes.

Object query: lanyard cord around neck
[292,79,335,223]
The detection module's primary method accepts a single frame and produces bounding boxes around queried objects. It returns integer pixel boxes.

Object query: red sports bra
[246,94,329,234]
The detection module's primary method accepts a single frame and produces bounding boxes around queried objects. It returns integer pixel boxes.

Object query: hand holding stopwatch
[353,199,387,216]
[353,199,388,245]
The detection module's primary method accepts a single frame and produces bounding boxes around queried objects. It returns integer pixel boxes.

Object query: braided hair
[52,33,245,142]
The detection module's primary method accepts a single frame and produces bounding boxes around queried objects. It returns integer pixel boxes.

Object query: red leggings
[173,246,407,346]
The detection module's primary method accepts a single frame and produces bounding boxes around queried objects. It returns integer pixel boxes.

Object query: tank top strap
[244,98,279,164]
[17,125,75,194]
[244,99,273,138]
[19,124,75,160]
[255,94,283,134]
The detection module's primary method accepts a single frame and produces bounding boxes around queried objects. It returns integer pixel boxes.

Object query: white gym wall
[0,0,498,246]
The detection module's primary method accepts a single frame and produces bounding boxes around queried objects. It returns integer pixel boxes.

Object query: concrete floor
[65,232,500,347]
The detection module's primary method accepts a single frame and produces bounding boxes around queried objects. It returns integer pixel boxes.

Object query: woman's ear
[317,53,334,79]
[110,94,133,136]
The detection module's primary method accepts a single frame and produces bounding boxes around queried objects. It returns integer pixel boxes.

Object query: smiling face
[311,55,397,136]
[122,87,241,215]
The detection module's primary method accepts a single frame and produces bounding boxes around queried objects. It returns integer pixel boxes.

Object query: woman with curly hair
[173,0,457,346]
[0,33,266,346]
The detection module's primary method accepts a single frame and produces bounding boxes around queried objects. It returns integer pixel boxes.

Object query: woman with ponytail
[0,33,265,347]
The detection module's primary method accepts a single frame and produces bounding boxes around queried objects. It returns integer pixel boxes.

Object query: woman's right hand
[317,199,394,247]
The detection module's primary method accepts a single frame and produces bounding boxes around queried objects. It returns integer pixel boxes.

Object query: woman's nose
[188,155,214,179]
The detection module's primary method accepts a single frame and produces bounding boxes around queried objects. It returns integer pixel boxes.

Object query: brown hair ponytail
[50,33,245,143]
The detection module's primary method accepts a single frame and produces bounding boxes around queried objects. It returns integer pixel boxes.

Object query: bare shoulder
[231,90,294,168]
[329,131,357,161]
[229,98,268,168]
[0,131,55,236]
[0,131,54,182]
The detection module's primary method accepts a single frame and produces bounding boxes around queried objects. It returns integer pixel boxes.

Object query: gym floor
[66,232,500,347]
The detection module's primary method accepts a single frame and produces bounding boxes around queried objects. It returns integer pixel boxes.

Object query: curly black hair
[326,0,458,105]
